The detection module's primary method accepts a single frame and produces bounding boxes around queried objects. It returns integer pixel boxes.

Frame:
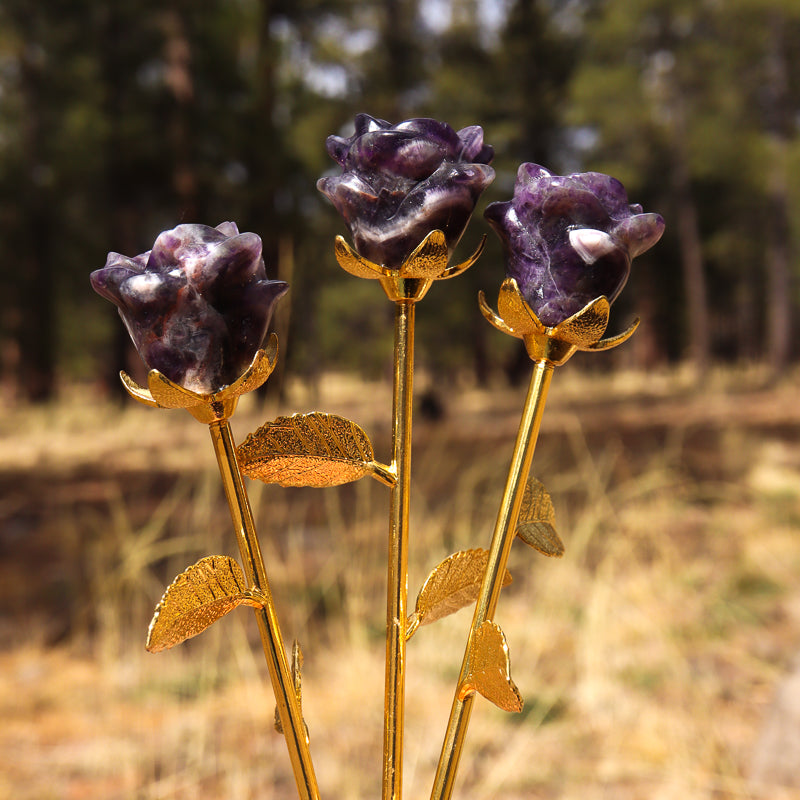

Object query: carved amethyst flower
[90,222,288,394]
[317,113,495,269]
[484,164,665,326]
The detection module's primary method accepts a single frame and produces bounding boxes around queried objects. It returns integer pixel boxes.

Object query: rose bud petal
[318,114,495,269]
[91,222,288,394]
[485,164,665,326]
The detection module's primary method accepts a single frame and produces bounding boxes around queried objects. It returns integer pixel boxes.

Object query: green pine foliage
[0,0,798,400]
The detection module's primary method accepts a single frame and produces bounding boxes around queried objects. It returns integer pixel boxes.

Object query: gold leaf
[459,621,523,713]
[275,640,307,736]
[407,549,512,638]
[516,477,564,558]
[237,412,378,488]
[146,556,263,653]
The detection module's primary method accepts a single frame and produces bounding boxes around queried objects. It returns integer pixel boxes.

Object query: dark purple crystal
[318,114,495,269]
[90,222,288,394]
[484,164,665,326]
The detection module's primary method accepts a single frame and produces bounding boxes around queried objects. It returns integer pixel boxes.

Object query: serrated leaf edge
[237,412,379,488]
[406,548,512,639]
[145,556,265,653]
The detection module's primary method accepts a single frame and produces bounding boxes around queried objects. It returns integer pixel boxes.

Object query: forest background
[2,0,800,402]
[4,2,800,798]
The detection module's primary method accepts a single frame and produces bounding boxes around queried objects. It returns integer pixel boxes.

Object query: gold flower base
[120,333,279,423]
[335,229,485,302]
[479,277,639,365]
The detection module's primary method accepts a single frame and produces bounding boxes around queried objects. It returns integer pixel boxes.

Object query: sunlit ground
[2,365,800,800]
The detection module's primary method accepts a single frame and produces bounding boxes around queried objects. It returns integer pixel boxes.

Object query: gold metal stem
[430,359,554,800]
[383,299,415,800]
[208,419,320,800]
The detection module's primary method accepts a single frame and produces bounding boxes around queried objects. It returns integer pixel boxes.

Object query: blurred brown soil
[5,374,800,640]
[2,369,800,799]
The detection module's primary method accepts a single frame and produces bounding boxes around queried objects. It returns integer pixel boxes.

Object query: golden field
[2,366,800,800]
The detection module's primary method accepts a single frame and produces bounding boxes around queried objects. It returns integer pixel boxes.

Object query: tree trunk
[161,6,199,221]
[672,156,710,377]
[764,15,793,374]
[17,42,56,402]
[98,5,145,398]
[765,137,792,372]
[669,96,710,378]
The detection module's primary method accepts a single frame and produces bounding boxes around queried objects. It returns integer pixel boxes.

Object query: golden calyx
[119,334,279,423]
[334,229,485,302]
[478,278,639,365]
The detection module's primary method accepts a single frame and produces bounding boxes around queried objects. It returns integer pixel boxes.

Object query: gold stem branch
[383,299,415,800]
[430,359,554,800]
[208,419,320,800]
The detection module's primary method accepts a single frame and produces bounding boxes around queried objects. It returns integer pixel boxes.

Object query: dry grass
[2,366,800,799]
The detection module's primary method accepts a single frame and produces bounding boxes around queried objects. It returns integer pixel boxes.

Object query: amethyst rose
[484,164,665,326]
[90,222,288,394]
[317,114,495,268]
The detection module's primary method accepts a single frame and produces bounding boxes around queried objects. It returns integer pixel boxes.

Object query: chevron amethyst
[90,222,288,394]
[317,114,495,268]
[484,164,665,326]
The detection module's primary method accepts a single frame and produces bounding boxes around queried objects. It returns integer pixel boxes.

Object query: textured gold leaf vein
[237,412,376,488]
[146,555,262,653]
[516,477,564,557]
[459,620,523,713]
[407,549,512,637]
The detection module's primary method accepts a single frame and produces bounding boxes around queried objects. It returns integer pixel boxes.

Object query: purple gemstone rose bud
[90,222,288,394]
[317,113,495,268]
[484,164,665,326]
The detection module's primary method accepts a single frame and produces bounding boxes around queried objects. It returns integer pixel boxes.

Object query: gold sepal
[482,279,638,364]
[275,641,308,737]
[458,621,523,713]
[496,278,544,336]
[551,296,610,348]
[332,230,484,304]
[230,334,279,395]
[440,235,486,280]
[585,316,640,351]
[517,477,564,557]
[119,370,159,407]
[119,336,279,423]
[406,549,512,640]
[478,290,516,336]
[237,411,390,488]
[148,370,206,409]
[334,236,393,279]
[399,229,449,279]
[146,555,265,653]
